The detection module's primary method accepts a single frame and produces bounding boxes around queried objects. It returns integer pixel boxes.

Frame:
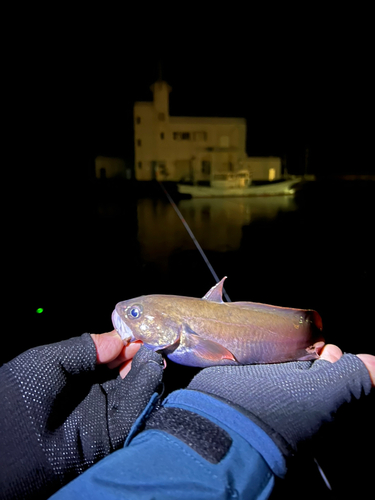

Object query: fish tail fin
[310,310,323,331]
[305,309,324,344]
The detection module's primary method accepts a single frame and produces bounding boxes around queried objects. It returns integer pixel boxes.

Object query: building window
[193,131,207,141]
[136,117,141,124]
[269,168,276,181]
[202,161,211,175]
[158,162,169,177]
[173,132,191,140]
[137,139,141,147]
[160,132,164,139]
[138,162,142,169]
[158,113,165,121]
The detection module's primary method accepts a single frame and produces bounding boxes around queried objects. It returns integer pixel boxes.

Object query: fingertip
[319,344,343,363]
[91,331,124,364]
[356,354,375,387]
[119,359,132,379]
[124,340,143,360]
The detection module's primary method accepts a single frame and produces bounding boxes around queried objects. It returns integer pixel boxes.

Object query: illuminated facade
[134,80,281,182]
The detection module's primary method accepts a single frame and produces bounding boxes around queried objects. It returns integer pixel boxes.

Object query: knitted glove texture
[0,335,164,500]
[188,354,372,455]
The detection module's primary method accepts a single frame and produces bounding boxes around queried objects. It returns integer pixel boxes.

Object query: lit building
[134,80,281,183]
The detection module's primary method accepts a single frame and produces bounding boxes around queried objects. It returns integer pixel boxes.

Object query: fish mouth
[111,309,134,342]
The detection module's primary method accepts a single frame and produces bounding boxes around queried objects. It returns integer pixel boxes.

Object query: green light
[36,308,44,314]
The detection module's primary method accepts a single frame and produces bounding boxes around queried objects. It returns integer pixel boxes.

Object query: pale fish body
[111,277,324,368]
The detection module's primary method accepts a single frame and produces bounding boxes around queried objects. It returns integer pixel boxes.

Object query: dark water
[4,179,375,498]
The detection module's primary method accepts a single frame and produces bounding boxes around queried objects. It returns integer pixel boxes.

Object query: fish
[111,277,324,368]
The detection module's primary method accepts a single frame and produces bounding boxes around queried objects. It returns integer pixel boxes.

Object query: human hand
[0,332,164,500]
[91,329,143,377]
[186,344,374,456]
[323,345,375,386]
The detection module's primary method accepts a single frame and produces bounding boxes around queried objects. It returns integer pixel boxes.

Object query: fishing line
[159,181,231,302]
[314,458,332,491]
[159,180,332,492]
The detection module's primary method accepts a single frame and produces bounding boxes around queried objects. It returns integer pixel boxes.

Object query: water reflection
[137,196,297,266]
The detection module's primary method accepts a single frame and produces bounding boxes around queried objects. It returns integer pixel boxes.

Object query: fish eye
[126,305,142,320]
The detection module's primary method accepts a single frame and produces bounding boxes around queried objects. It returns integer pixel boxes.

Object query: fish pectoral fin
[183,330,237,363]
[202,276,227,303]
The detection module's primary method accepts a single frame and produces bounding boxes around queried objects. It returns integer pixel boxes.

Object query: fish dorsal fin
[202,277,227,303]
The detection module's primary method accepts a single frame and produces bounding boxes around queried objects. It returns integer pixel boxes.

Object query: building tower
[149,80,172,122]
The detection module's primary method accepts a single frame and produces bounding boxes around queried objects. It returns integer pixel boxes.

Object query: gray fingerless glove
[187,354,372,456]
[0,334,164,500]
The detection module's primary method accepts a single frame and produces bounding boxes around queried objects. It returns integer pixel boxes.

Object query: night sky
[4,7,372,190]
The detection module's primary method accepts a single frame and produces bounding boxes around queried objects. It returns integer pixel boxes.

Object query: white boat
[178,173,302,198]
[210,170,252,189]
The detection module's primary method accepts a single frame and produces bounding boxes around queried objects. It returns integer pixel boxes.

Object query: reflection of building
[134,80,281,182]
